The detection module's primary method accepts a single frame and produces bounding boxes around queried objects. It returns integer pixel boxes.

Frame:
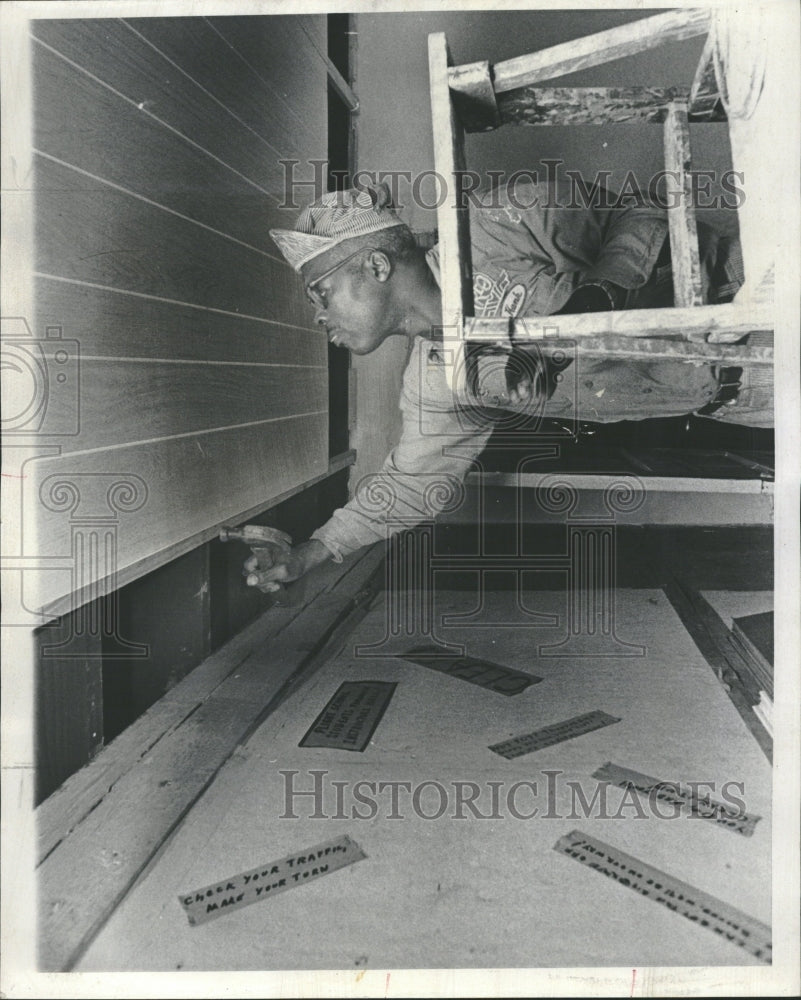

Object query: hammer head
[219,524,292,550]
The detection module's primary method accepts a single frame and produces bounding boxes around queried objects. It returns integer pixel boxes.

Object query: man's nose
[313,307,327,327]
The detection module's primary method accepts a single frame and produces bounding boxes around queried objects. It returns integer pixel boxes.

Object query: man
[248,180,770,592]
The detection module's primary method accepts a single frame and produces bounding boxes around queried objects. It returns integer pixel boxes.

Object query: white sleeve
[312,340,495,560]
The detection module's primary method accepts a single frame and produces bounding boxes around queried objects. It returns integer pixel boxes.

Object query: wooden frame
[429,8,774,395]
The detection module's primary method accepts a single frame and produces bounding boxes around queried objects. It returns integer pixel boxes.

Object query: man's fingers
[246,571,283,592]
[244,554,259,573]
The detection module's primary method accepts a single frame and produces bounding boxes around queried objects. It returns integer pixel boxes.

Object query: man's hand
[244,539,331,593]
[506,375,534,406]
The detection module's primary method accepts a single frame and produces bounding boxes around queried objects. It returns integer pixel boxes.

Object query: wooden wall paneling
[205,15,331,126]
[122,17,326,162]
[298,13,328,49]
[26,413,329,615]
[47,360,327,455]
[32,43,300,256]
[34,157,309,327]
[35,610,103,804]
[30,20,320,192]
[29,12,333,619]
[103,545,211,739]
[33,279,323,365]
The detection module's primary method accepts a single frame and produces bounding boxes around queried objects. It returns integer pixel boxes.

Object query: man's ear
[365,250,393,283]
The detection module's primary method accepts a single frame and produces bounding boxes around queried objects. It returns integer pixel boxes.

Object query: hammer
[219,523,299,602]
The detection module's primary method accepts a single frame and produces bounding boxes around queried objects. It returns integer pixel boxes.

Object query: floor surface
[78,587,772,971]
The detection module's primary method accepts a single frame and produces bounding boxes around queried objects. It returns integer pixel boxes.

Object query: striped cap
[270,183,407,274]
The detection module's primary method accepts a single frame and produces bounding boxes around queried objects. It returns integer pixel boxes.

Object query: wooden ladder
[427,7,775,402]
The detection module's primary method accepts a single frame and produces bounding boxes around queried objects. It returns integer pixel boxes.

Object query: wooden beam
[326,57,359,112]
[467,332,773,367]
[663,580,772,760]
[428,33,473,394]
[662,108,697,288]
[464,302,773,349]
[485,9,711,93]
[496,86,690,127]
[448,59,500,132]
[664,101,703,308]
[347,13,359,179]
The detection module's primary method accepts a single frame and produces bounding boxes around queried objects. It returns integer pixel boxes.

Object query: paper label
[489,710,621,759]
[399,646,540,695]
[554,829,771,963]
[593,762,761,836]
[299,681,396,751]
[179,835,366,926]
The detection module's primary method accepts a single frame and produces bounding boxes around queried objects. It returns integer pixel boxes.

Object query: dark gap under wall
[35,467,350,805]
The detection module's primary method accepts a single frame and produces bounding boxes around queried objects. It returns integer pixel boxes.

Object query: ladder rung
[474,335,773,367]
[464,303,772,346]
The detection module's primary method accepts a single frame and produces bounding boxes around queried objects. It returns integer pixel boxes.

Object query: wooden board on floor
[76,588,771,972]
[36,542,386,970]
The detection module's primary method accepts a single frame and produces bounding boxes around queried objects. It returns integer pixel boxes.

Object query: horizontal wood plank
[205,15,346,115]
[25,413,329,614]
[124,16,326,161]
[37,542,386,970]
[48,360,327,455]
[30,20,319,198]
[35,155,308,325]
[496,86,691,126]
[32,43,302,255]
[488,9,711,92]
[34,277,322,365]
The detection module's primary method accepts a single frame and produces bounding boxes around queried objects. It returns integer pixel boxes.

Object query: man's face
[305,252,396,356]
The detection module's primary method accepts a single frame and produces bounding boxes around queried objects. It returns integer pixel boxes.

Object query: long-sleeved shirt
[311,182,738,560]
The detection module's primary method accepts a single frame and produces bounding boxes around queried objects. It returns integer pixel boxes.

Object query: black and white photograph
[1,0,799,996]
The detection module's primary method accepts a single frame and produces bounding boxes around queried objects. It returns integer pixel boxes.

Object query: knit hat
[270,183,408,278]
